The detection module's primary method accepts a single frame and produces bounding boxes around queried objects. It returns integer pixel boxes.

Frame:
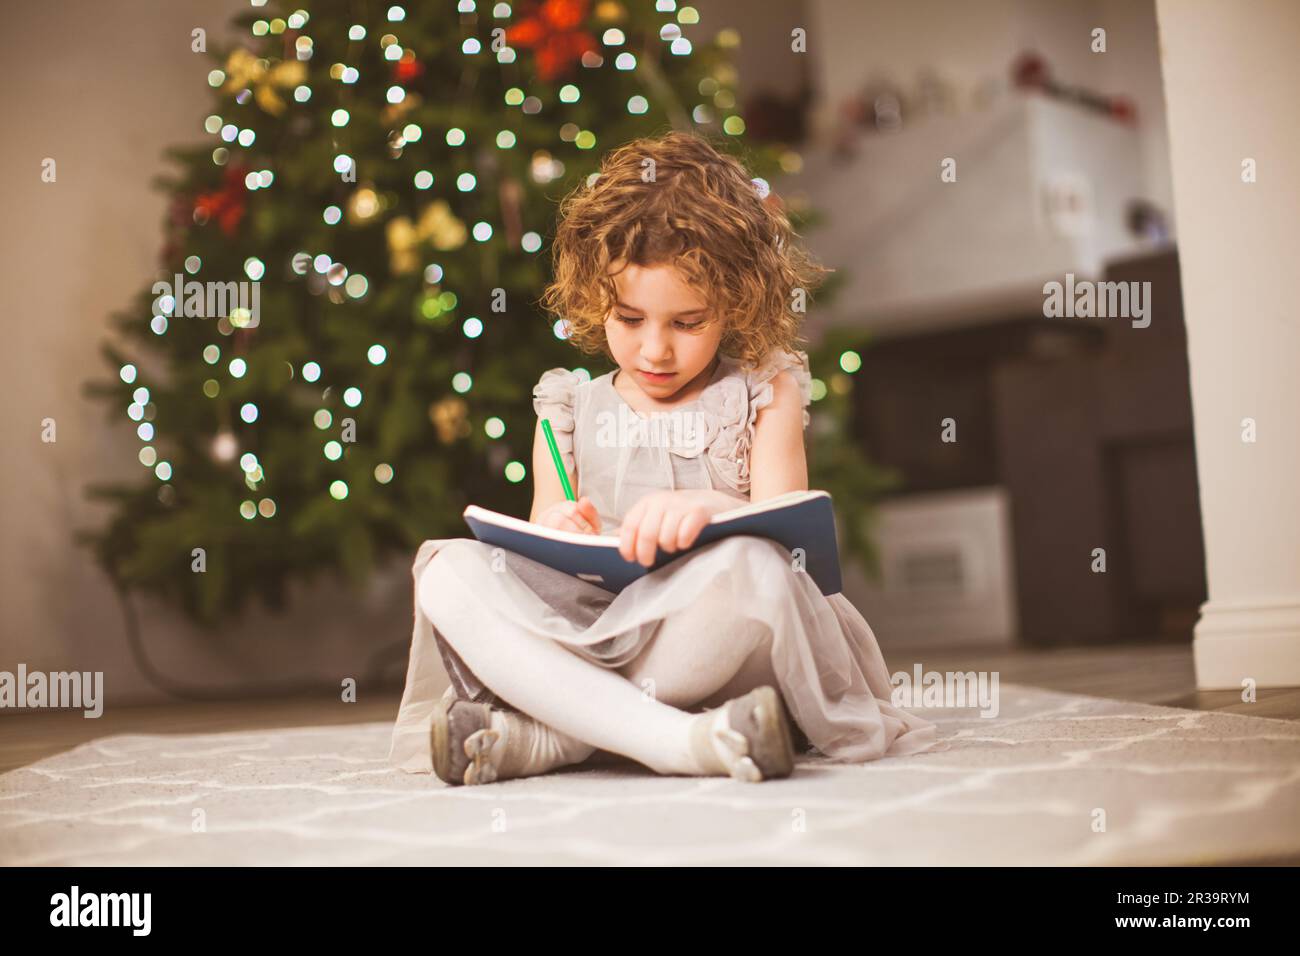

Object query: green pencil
[541,417,576,501]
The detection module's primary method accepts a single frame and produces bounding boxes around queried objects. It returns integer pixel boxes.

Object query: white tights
[417,556,779,776]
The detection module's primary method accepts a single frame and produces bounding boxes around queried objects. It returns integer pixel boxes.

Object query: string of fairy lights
[117,0,856,523]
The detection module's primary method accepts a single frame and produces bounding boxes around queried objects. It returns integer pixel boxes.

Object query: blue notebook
[462,490,843,595]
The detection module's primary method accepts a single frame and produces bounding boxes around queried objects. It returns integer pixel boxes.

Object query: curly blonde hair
[539,129,833,370]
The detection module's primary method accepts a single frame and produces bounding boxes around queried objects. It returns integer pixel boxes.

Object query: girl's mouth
[637,369,676,383]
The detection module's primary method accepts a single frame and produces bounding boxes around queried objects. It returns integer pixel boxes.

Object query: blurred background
[2,0,1295,726]
[748,0,1190,655]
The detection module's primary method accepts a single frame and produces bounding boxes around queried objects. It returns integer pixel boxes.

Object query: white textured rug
[3,684,1298,866]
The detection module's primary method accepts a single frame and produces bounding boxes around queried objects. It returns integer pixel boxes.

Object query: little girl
[390,131,941,785]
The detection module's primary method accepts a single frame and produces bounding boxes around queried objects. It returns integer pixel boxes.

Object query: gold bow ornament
[222,48,307,116]
[385,200,468,275]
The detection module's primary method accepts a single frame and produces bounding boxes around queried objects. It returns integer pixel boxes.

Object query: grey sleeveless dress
[389,349,943,772]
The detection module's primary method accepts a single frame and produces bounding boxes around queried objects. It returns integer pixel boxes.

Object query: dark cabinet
[852,248,1206,646]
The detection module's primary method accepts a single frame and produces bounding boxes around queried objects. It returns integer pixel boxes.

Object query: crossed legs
[417,546,779,776]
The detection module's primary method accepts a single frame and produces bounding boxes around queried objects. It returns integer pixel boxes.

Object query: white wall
[1154,0,1300,687]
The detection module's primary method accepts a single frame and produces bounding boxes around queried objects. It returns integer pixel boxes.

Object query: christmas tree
[81,0,893,628]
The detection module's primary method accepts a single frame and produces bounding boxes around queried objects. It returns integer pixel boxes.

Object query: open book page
[709,489,821,522]
[461,505,622,546]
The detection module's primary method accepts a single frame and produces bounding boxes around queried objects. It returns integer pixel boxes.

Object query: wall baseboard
[1193,600,1300,689]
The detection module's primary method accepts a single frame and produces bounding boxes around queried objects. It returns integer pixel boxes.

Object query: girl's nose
[641,328,672,362]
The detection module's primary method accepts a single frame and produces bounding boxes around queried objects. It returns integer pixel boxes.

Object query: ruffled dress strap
[531,367,582,476]
[749,348,814,428]
[701,349,813,496]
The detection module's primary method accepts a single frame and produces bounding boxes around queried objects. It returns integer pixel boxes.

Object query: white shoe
[692,685,796,782]
[431,692,590,786]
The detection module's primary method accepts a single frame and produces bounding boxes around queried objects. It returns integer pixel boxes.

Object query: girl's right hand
[534,496,601,535]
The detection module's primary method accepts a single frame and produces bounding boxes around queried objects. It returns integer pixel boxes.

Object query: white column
[1155,0,1300,688]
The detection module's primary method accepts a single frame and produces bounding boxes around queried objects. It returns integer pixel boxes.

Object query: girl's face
[603,261,724,402]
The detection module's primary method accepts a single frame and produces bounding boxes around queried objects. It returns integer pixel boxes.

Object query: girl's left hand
[616,489,733,568]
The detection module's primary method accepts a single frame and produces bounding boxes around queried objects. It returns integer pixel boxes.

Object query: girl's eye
[613,314,703,330]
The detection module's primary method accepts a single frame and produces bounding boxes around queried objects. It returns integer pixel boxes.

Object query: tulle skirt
[389,534,944,773]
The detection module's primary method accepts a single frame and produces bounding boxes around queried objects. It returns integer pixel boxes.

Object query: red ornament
[1108,95,1138,125]
[393,54,424,83]
[506,0,598,83]
[1012,51,1050,90]
[193,164,250,237]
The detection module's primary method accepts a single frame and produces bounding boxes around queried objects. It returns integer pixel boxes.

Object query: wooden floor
[2,642,1297,775]
[0,693,402,775]
[898,640,1300,719]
